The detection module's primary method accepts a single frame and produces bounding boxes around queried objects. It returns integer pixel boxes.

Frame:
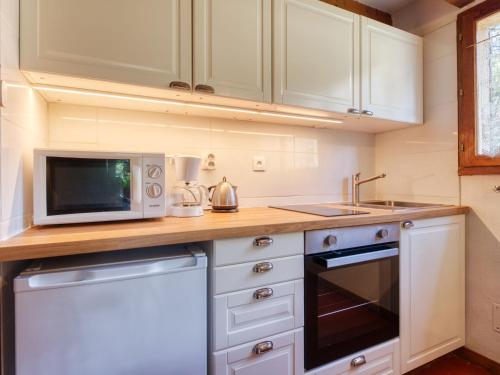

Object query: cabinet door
[361,17,423,124]
[212,280,303,351]
[194,0,272,102]
[273,0,360,113]
[400,215,465,373]
[212,329,304,375]
[20,0,192,89]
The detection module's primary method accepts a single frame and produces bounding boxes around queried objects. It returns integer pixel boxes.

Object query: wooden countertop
[0,204,468,261]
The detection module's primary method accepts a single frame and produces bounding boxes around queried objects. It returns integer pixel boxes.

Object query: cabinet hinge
[458,33,463,42]
[460,143,465,152]
[459,89,464,96]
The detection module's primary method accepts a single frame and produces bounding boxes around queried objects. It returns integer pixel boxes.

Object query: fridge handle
[16,253,207,292]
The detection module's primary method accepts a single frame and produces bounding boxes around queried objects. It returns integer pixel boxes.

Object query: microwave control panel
[142,154,166,218]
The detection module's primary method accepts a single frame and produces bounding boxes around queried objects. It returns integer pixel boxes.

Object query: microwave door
[37,155,144,224]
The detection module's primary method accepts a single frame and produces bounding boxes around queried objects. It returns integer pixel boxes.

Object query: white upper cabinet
[361,17,423,124]
[273,0,360,113]
[193,0,272,102]
[20,0,192,89]
[20,0,423,127]
[400,215,465,373]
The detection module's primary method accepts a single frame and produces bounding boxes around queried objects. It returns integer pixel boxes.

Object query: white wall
[48,103,376,206]
[0,0,48,373]
[0,0,48,240]
[380,0,500,363]
[462,176,500,361]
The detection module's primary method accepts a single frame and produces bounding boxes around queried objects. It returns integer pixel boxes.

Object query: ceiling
[358,0,416,13]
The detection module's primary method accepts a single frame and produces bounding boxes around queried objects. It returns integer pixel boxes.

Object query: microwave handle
[319,247,399,269]
[132,165,142,204]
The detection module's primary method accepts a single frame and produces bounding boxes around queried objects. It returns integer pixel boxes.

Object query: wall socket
[202,153,216,170]
[253,156,266,172]
[494,303,500,333]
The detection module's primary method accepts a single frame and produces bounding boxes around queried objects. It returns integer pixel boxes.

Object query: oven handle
[319,247,399,269]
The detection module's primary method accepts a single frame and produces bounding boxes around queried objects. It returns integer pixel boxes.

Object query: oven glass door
[305,243,399,370]
[46,157,132,215]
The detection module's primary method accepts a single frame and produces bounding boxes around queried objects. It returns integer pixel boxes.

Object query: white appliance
[170,155,208,217]
[33,149,166,225]
[15,246,207,375]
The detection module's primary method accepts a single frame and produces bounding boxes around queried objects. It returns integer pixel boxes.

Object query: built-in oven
[304,223,400,371]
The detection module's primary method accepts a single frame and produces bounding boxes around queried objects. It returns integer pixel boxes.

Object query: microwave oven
[33,149,166,225]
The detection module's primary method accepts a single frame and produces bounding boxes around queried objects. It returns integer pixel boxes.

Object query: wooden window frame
[457,0,500,175]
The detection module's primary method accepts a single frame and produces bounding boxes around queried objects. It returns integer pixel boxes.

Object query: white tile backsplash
[48,103,376,206]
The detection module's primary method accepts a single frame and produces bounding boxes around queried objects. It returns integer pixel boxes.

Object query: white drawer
[213,279,304,351]
[307,338,400,375]
[213,232,304,267]
[213,255,303,295]
[211,328,304,375]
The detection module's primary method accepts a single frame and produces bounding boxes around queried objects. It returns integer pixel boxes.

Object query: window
[458,0,500,175]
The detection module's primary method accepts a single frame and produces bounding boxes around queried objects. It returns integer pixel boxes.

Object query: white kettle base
[171,206,204,217]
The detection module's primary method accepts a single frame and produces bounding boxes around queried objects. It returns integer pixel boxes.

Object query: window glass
[476,12,500,157]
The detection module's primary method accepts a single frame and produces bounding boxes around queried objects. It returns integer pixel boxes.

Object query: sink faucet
[352,172,386,206]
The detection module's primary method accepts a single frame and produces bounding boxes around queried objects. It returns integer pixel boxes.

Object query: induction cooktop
[269,204,369,217]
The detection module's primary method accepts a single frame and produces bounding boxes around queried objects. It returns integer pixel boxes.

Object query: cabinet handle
[362,110,374,116]
[347,108,361,115]
[402,221,414,229]
[253,287,274,300]
[169,81,191,91]
[494,186,500,193]
[351,355,366,367]
[253,341,273,355]
[195,84,215,94]
[254,236,274,247]
[253,262,273,273]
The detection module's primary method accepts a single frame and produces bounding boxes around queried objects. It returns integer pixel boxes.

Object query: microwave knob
[324,235,338,247]
[147,165,163,179]
[376,229,389,240]
[146,183,163,198]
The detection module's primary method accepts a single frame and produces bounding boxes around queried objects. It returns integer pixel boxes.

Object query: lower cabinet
[212,329,304,375]
[213,280,303,351]
[209,216,466,375]
[210,233,305,375]
[399,215,465,373]
[305,339,400,375]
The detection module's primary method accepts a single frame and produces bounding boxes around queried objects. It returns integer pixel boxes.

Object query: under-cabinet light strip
[32,85,344,124]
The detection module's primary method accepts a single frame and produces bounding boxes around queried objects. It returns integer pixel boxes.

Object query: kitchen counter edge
[0,206,469,261]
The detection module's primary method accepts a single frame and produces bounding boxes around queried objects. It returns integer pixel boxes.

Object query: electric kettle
[208,177,238,212]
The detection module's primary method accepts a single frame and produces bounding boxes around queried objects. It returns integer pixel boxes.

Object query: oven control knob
[324,235,338,247]
[147,165,163,179]
[146,183,163,198]
[376,229,389,240]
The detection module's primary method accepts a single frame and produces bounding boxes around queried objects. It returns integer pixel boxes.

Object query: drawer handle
[361,110,374,116]
[169,81,191,91]
[254,236,274,247]
[351,355,366,368]
[253,287,274,300]
[195,84,215,94]
[347,108,361,115]
[402,221,414,229]
[253,341,273,355]
[253,262,273,273]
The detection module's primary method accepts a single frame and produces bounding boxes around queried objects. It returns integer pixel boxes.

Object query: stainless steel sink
[342,200,448,210]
